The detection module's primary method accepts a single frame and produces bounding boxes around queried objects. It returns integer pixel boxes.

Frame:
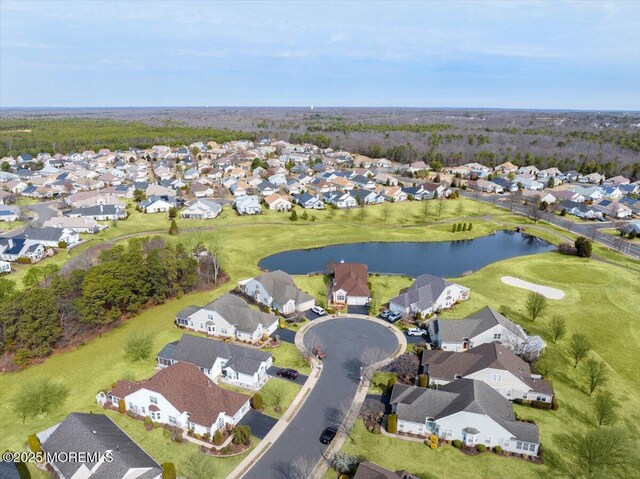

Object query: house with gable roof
[238,270,316,314]
[389,274,470,318]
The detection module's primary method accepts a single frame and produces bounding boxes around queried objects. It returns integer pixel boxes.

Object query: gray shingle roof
[434,307,526,342]
[22,227,67,242]
[390,274,461,311]
[250,270,314,307]
[390,379,539,443]
[202,293,278,334]
[158,334,271,375]
[41,413,161,479]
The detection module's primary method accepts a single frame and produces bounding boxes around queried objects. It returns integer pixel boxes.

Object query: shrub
[213,430,223,446]
[124,331,154,362]
[531,400,553,410]
[152,421,161,428]
[493,446,502,454]
[144,416,152,427]
[28,434,42,454]
[557,242,577,255]
[233,425,251,445]
[251,393,263,410]
[476,444,487,452]
[301,211,309,220]
[468,223,473,231]
[118,398,126,414]
[386,414,397,434]
[289,210,298,221]
[452,439,462,449]
[57,241,67,249]
[194,433,202,440]
[430,442,438,449]
[168,219,179,235]
[429,434,438,444]
[161,462,177,479]
[551,395,559,411]
[387,377,396,392]
[16,256,32,264]
[575,237,592,258]
[418,374,429,388]
[203,432,211,442]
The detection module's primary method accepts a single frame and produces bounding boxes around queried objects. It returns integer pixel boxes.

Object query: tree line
[0,237,221,366]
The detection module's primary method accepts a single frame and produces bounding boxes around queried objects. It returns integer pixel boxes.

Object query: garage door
[347,296,368,305]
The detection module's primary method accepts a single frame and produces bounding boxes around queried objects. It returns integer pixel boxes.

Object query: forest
[0,237,222,368]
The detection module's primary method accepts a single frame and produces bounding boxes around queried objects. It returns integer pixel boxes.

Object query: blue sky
[1,0,639,110]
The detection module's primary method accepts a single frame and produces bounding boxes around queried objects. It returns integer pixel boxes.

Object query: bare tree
[360,346,389,382]
[584,359,608,396]
[324,399,359,444]
[279,455,317,479]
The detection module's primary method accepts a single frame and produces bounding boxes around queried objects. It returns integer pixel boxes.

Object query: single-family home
[234,195,262,215]
[68,204,127,221]
[324,191,358,209]
[139,195,176,213]
[0,237,47,262]
[181,199,223,219]
[389,274,470,318]
[42,216,106,233]
[595,199,633,219]
[604,175,630,186]
[469,180,503,194]
[22,226,79,247]
[559,200,603,220]
[579,172,605,184]
[516,166,539,176]
[353,462,418,479]
[176,293,278,343]
[601,186,624,200]
[390,379,540,456]
[428,307,543,356]
[355,189,385,205]
[104,362,250,438]
[0,205,19,222]
[0,260,11,273]
[293,193,324,209]
[382,186,408,202]
[157,334,272,390]
[331,262,370,306]
[38,413,162,479]
[238,270,316,314]
[264,194,292,211]
[553,190,585,203]
[420,343,553,402]
[494,162,518,174]
[190,182,214,198]
[574,186,603,201]
[255,181,278,197]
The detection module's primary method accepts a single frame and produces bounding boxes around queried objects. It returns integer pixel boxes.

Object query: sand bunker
[501,276,565,300]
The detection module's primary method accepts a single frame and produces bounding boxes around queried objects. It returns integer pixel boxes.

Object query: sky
[1,0,639,110]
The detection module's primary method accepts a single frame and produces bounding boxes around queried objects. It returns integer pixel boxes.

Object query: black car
[277,368,299,380]
[320,427,338,445]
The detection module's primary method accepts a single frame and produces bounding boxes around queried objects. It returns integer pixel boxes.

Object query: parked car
[277,368,299,380]
[379,310,391,319]
[311,305,326,316]
[312,346,327,360]
[387,311,402,322]
[320,427,338,445]
[406,328,427,337]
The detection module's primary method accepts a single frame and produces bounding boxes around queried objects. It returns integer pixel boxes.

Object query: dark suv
[320,427,338,444]
[277,368,299,380]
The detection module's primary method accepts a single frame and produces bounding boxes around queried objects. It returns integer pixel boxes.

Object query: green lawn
[293,275,327,305]
[265,341,311,375]
[259,377,302,418]
[0,219,25,232]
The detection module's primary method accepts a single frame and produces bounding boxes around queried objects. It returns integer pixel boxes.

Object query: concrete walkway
[227,314,406,479]
[501,276,566,299]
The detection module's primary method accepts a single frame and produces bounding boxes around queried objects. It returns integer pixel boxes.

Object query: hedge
[251,393,263,410]
[386,414,397,434]
[452,439,462,449]
[161,462,177,479]
[118,398,126,414]
[28,434,42,454]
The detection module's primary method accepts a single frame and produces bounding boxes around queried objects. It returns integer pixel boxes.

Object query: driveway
[243,318,399,479]
[266,366,309,386]
[271,328,296,344]
[238,410,278,440]
[347,305,369,315]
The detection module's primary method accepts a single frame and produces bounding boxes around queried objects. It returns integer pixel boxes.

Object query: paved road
[460,191,640,259]
[243,318,399,479]
[3,200,61,237]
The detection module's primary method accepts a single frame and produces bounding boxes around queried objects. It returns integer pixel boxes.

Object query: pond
[258,231,555,277]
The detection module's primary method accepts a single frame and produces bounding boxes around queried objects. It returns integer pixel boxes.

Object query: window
[168,416,177,425]
[221,328,228,335]
[140,406,146,414]
[536,394,547,402]
[493,333,502,340]
[150,396,158,405]
[491,373,502,382]
[484,435,491,444]
[207,314,214,320]
[442,428,453,438]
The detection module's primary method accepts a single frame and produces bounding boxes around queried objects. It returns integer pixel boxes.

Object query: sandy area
[501,276,565,300]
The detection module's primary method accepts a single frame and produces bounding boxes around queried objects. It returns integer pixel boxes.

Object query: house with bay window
[390,379,540,456]
[101,362,250,437]
[157,334,272,390]
[175,293,278,343]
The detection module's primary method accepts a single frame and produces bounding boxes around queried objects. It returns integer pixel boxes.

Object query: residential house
[559,200,603,220]
[255,181,278,197]
[516,177,544,191]
[350,174,376,190]
[552,190,585,203]
[491,178,518,193]
[390,379,540,456]
[494,162,518,174]
[68,204,127,221]
[293,193,324,209]
[22,226,79,247]
[0,205,19,222]
[190,182,214,198]
[428,307,543,356]
[0,237,47,262]
[139,195,176,213]
[420,343,554,402]
[604,175,630,186]
[104,362,250,437]
[324,191,357,209]
[382,186,408,202]
[574,186,603,201]
[355,189,385,205]
[176,293,278,343]
[331,262,370,306]
[595,199,632,219]
[238,270,316,314]
[38,413,162,479]
[389,274,470,318]
[234,195,262,215]
[42,216,106,233]
[264,194,292,211]
[468,180,503,194]
[0,260,11,273]
[373,173,398,186]
[157,334,272,390]
[181,199,222,219]
[516,166,539,176]
[601,186,624,199]
[579,172,605,184]
[353,462,418,479]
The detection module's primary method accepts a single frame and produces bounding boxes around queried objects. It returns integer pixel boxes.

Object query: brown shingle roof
[112,362,249,427]
[334,262,369,297]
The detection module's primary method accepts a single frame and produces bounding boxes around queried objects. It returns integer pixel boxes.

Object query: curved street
[242,317,400,479]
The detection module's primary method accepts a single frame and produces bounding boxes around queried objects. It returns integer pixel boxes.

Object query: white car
[406,328,427,337]
[311,305,326,316]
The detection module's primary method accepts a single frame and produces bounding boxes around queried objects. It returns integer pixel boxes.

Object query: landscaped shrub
[386,414,397,434]
[161,462,177,479]
[194,433,202,440]
[233,425,251,445]
[57,241,67,249]
[16,257,32,264]
[476,444,487,452]
[531,400,553,410]
[430,442,437,449]
[251,393,263,410]
[220,446,231,454]
[452,439,462,449]
[301,211,309,220]
[551,395,559,410]
[575,237,592,257]
[493,446,502,454]
[418,374,429,388]
[468,223,473,231]
[203,432,211,442]
[557,242,577,255]
[213,430,223,446]
[387,377,396,392]
[429,434,438,444]
[118,398,126,414]
[28,434,42,454]
[152,421,161,428]
[144,416,152,427]
[289,210,297,221]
